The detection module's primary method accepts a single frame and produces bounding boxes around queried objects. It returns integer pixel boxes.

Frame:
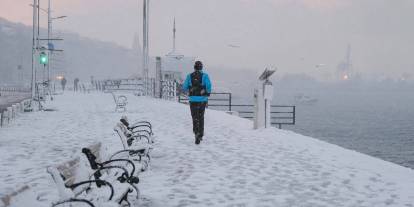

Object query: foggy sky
[1,0,413,79]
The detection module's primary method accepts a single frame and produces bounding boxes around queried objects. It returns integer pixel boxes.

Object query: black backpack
[189,71,207,96]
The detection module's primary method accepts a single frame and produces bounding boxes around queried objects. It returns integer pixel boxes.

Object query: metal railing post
[293,106,296,125]
[229,93,232,111]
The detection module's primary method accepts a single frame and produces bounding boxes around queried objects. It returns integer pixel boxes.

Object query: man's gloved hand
[200,89,210,97]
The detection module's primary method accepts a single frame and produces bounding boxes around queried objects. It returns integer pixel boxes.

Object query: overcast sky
[1,0,413,79]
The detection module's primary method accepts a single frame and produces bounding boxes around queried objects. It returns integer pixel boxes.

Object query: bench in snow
[47,143,135,207]
[111,93,127,112]
[114,123,152,173]
[119,116,153,144]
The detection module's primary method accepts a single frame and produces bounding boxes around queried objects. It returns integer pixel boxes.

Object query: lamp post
[31,0,38,99]
[142,0,150,95]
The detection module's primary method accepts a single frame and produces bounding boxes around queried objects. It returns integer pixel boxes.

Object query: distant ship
[294,94,318,105]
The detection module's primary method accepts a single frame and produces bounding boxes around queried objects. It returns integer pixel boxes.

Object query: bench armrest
[68,180,114,201]
[127,134,151,144]
[82,148,137,183]
[109,149,147,160]
[101,159,136,179]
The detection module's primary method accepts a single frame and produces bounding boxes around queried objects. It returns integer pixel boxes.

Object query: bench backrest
[114,123,129,149]
[48,143,102,198]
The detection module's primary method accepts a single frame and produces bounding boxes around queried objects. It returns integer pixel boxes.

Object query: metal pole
[142,0,150,95]
[265,99,267,128]
[293,106,296,125]
[31,0,38,99]
[47,0,51,95]
[229,93,232,111]
[142,0,147,94]
[142,0,146,76]
[37,0,40,49]
[146,0,150,81]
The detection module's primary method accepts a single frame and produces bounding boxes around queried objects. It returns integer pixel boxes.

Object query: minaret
[166,17,184,60]
[336,44,352,80]
[345,44,352,71]
[173,17,176,52]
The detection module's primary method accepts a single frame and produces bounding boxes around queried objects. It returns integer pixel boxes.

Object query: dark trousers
[190,102,207,137]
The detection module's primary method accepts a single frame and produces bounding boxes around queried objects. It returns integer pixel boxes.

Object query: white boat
[294,94,318,105]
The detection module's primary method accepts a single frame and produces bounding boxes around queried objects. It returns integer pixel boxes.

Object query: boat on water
[294,94,318,105]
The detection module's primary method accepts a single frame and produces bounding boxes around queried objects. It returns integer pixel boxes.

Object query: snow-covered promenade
[1,92,414,206]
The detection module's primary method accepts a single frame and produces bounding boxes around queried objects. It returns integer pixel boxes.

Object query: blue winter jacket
[182,70,212,102]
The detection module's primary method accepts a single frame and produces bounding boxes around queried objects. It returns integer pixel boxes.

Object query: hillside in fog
[0,17,141,85]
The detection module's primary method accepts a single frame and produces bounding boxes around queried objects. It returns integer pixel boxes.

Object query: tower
[173,17,176,52]
[337,44,352,80]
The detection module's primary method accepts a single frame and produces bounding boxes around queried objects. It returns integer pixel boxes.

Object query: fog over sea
[280,89,414,169]
[218,75,414,169]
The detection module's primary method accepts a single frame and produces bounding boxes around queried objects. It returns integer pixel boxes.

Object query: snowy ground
[1,92,414,207]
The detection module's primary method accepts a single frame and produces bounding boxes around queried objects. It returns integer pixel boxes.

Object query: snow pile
[1,92,414,206]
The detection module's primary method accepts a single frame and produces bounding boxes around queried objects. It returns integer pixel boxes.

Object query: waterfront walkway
[1,92,414,207]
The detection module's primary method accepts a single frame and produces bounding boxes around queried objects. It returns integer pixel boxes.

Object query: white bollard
[11,105,14,119]
[12,105,17,118]
[7,107,12,123]
[17,103,21,114]
[21,101,25,112]
[16,104,20,115]
[3,111,8,126]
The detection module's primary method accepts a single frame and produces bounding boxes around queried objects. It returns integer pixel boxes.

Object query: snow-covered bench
[119,116,153,144]
[114,123,152,172]
[111,92,127,112]
[47,143,134,207]
[81,148,141,198]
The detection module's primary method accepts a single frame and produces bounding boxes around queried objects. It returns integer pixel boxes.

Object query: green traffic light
[39,52,48,65]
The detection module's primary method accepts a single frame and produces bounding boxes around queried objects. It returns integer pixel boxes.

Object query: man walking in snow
[182,61,212,145]
[74,78,79,92]
[61,77,67,91]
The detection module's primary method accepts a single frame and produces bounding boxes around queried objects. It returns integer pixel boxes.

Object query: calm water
[228,88,414,169]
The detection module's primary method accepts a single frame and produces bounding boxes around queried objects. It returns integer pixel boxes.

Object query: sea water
[227,85,414,169]
[280,89,414,169]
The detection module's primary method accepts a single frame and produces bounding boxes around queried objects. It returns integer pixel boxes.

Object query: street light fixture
[52,16,67,20]
[29,3,48,13]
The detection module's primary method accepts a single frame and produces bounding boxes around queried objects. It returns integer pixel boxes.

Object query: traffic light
[39,52,48,65]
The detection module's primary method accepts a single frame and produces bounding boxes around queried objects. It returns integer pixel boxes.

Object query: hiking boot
[195,133,202,145]
[195,138,201,145]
